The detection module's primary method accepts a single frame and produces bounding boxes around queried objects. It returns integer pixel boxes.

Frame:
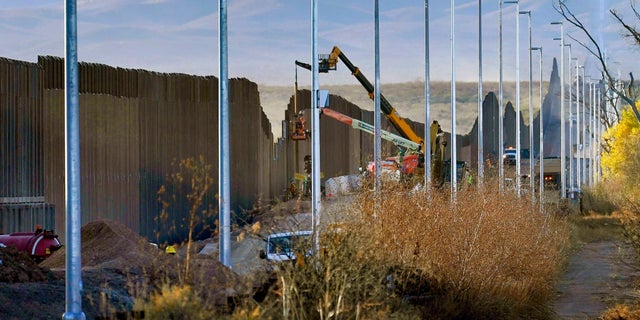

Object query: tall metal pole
[218,0,231,268]
[63,1,85,319]
[532,47,543,209]
[451,0,457,198]
[374,0,382,193]
[514,1,521,198]
[564,47,573,194]
[589,81,596,186]
[551,21,565,198]
[576,64,581,190]
[424,0,431,188]
[581,65,587,188]
[520,10,533,201]
[596,82,603,182]
[477,0,484,183]
[311,0,321,252]
[567,51,574,195]
[498,0,505,192]
[591,79,599,185]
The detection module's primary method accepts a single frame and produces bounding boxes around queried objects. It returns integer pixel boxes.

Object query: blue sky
[0,0,636,86]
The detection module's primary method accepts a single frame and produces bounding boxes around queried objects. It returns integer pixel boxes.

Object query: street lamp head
[550,21,563,25]
[504,1,518,4]
[531,47,542,51]
[519,10,530,15]
[553,37,561,41]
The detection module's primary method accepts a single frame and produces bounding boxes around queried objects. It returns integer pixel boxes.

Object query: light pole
[589,80,596,186]
[581,65,587,188]
[550,21,566,198]
[451,0,457,198]
[505,0,520,197]
[558,42,574,195]
[520,10,533,201]
[499,0,503,192]
[576,64,582,191]
[564,45,574,195]
[478,0,484,183]
[374,0,381,193]
[596,82,602,183]
[424,0,431,188]
[218,0,231,269]
[64,0,86,318]
[532,46,543,208]
[311,0,321,252]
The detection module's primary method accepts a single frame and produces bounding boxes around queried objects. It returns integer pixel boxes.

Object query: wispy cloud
[0,0,636,85]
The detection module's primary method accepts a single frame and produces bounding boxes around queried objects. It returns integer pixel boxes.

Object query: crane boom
[320,108,421,152]
[296,47,424,153]
[325,46,424,152]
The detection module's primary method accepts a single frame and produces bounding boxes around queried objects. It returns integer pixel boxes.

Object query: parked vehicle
[259,230,312,262]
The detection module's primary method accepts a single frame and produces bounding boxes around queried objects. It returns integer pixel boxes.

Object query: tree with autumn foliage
[601,104,640,212]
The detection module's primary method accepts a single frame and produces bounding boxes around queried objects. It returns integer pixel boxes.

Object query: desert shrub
[135,283,208,320]
[354,180,569,319]
[581,184,618,215]
[249,178,569,319]
[252,225,410,319]
[601,303,640,320]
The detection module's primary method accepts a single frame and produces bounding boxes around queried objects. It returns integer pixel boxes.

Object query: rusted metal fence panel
[0,58,53,233]
[3,56,378,243]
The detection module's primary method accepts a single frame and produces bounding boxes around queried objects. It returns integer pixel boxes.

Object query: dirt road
[553,241,639,319]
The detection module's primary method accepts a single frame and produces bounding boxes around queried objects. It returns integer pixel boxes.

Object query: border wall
[2,56,532,243]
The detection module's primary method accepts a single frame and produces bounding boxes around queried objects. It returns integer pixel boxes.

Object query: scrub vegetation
[227,179,570,319]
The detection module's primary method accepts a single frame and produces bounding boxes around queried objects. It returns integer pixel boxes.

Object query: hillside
[259,81,548,139]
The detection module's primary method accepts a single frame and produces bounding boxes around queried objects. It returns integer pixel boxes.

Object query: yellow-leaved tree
[601,103,640,210]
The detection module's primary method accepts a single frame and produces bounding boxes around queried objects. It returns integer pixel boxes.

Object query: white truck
[259,230,312,262]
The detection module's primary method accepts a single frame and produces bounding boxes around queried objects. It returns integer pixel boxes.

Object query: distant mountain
[259,81,548,139]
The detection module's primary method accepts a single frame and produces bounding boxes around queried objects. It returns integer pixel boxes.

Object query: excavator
[292,46,466,187]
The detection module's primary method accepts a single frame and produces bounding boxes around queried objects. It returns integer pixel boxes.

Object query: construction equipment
[0,225,62,262]
[297,47,424,151]
[291,112,308,140]
[296,46,466,187]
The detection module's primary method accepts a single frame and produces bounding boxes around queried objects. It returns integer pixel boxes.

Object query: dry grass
[246,178,570,319]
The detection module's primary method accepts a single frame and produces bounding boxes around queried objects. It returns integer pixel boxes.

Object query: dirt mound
[41,219,164,271]
[41,219,249,295]
[0,246,55,283]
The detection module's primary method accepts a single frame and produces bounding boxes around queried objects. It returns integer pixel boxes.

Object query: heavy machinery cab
[291,114,309,141]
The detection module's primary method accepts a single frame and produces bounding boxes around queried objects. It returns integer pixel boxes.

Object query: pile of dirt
[41,219,165,271]
[0,246,55,283]
[42,219,250,299]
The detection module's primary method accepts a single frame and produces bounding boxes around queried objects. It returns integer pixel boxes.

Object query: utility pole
[451,0,457,199]
[560,43,573,197]
[532,46,543,209]
[218,0,231,270]
[507,0,521,197]
[311,0,321,253]
[551,21,566,198]
[581,65,587,188]
[477,0,484,183]
[520,10,533,201]
[424,0,431,188]
[576,64,581,191]
[374,0,382,194]
[498,0,505,192]
[63,0,86,318]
